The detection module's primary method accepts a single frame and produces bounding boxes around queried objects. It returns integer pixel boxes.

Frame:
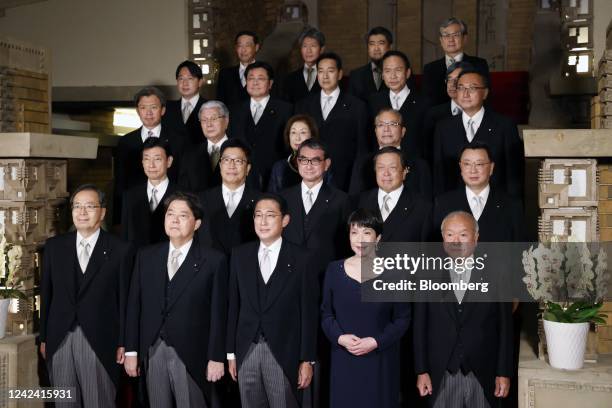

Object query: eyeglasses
[456,85,486,94]
[375,121,401,129]
[220,156,247,166]
[72,204,101,212]
[460,161,490,170]
[200,115,225,124]
[297,156,324,166]
[254,212,281,221]
[441,31,463,40]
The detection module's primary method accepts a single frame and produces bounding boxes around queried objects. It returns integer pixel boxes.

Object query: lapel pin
[404,208,407,211]
[325,199,329,203]
[488,128,492,131]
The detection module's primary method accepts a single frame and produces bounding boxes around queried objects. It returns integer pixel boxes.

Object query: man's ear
[282,214,291,228]
[167,156,174,169]
[194,219,202,231]
[338,69,344,81]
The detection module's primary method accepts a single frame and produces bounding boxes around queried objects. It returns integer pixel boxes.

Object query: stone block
[539,207,598,242]
[538,159,598,208]
[0,200,47,244]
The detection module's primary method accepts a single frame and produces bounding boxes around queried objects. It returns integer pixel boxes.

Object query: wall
[593,0,612,68]
[0,0,188,88]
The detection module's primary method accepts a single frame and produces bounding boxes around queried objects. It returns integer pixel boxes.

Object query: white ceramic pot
[543,319,589,370]
[0,298,10,339]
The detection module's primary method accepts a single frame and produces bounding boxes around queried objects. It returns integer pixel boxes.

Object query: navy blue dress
[321,260,411,408]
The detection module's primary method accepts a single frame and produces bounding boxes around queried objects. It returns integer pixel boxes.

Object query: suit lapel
[62,232,78,304]
[256,99,277,128]
[166,240,204,311]
[304,184,332,241]
[78,230,110,298]
[264,242,293,311]
[474,110,495,142]
[326,92,347,122]
[383,189,416,239]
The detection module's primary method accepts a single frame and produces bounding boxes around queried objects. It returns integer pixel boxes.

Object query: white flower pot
[543,319,589,370]
[0,298,10,339]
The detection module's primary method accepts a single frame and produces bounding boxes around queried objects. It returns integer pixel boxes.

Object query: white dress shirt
[449,257,473,304]
[141,124,162,143]
[320,87,340,118]
[76,229,100,259]
[303,63,317,89]
[181,95,200,118]
[389,85,410,110]
[222,183,245,212]
[250,95,270,118]
[462,107,485,142]
[301,180,323,214]
[466,184,490,221]
[207,135,228,155]
[451,99,462,116]
[239,62,251,87]
[445,52,464,67]
[377,185,404,220]
[147,178,169,204]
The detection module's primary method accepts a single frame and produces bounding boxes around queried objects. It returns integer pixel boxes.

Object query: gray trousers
[50,326,116,408]
[147,338,207,408]
[238,340,298,408]
[433,371,490,408]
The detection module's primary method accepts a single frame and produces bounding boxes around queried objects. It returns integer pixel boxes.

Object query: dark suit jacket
[216,65,249,106]
[423,101,454,163]
[113,126,185,224]
[348,63,387,101]
[433,187,525,242]
[227,240,318,394]
[281,67,321,104]
[161,97,206,146]
[422,54,490,106]
[358,187,433,242]
[413,298,513,408]
[368,89,428,157]
[432,110,524,197]
[40,230,135,386]
[228,97,293,191]
[178,142,220,192]
[280,183,351,275]
[197,185,260,256]
[125,238,228,397]
[121,181,179,248]
[349,151,432,201]
[295,91,370,191]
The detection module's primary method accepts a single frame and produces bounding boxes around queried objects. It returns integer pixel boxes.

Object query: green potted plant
[522,240,609,370]
[0,235,27,339]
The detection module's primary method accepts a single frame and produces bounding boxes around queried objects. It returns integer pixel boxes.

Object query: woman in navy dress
[321,209,411,408]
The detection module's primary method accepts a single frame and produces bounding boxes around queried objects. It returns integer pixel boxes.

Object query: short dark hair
[142,137,173,158]
[134,86,166,107]
[373,146,407,169]
[244,61,274,81]
[296,138,329,159]
[283,114,319,149]
[163,191,204,221]
[366,26,393,45]
[219,138,252,164]
[175,60,203,79]
[459,142,494,163]
[457,68,489,88]
[316,52,342,70]
[439,17,468,36]
[299,27,325,48]
[381,50,410,70]
[70,184,107,208]
[254,193,289,216]
[235,30,259,45]
[348,208,383,236]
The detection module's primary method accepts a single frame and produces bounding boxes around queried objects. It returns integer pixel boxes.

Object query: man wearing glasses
[227,194,318,408]
[432,69,523,197]
[433,143,524,242]
[40,184,135,407]
[197,138,260,257]
[179,100,230,191]
[422,18,489,106]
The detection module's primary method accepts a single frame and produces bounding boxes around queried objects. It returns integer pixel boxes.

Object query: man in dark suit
[434,143,524,243]
[281,28,324,104]
[368,50,427,156]
[124,191,228,407]
[40,184,135,407]
[198,138,259,256]
[228,61,293,191]
[179,100,230,192]
[114,86,185,224]
[348,26,392,101]
[227,194,318,408]
[349,108,432,200]
[433,69,523,197]
[121,137,179,248]
[295,52,370,191]
[162,60,207,146]
[422,17,490,106]
[216,30,260,106]
[414,211,513,408]
[358,147,432,242]
[423,61,473,162]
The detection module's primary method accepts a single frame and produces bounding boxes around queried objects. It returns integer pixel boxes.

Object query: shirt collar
[462,106,485,124]
[207,134,228,151]
[259,237,282,253]
[389,85,410,99]
[141,124,162,138]
[466,184,490,203]
[250,95,270,111]
[222,183,246,196]
[182,94,199,108]
[169,239,193,257]
[378,184,404,202]
[370,61,380,71]
[148,177,169,194]
[446,52,464,62]
[451,99,462,115]
[76,228,101,249]
[301,180,324,196]
[321,87,340,100]
[239,62,253,71]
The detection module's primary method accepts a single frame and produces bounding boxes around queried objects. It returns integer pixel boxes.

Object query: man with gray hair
[179,100,230,191]
[281,27,325,103]
[422,17,489,106]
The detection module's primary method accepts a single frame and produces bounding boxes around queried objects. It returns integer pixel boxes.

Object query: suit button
[458,308,463,313]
